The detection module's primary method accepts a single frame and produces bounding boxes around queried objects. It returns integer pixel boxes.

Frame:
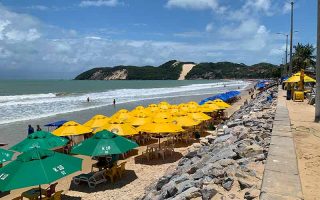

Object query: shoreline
[0,82,253,147]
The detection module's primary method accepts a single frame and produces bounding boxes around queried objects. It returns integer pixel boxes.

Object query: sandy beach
[1,84,254,200]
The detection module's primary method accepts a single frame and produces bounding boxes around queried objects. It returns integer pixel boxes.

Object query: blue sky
[0,0,317,79]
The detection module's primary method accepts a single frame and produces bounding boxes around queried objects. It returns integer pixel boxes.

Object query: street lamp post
[289,1,294,76]
[315,0,320,122]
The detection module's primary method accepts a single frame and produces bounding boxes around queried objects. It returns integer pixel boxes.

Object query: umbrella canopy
[96,119,139,136]
[152,111,174,123]
[10,131,68,152]
[0,148,82,191]
[71,130,138,157]
[131,106,149,116]
[285,72,316,83]
[83,114,109,129]
[52,121,92,136]
[0,149,14,164]
[44,120,67,127]
[211,99,231,108]
[110,109,133,123]
[130,113,152,126]
[173,115,201,127]
[137,120,184,134]
[199,103,220,112]
[187,109,211,121]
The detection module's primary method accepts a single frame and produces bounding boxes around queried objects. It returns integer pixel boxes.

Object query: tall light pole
[315,0,320,122]
[277,33,289,75]
[289,1,294,76]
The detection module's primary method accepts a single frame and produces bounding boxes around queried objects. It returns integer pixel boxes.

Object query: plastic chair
[104,166,118,183]
[141,149,152,161]
[117,161,127,178]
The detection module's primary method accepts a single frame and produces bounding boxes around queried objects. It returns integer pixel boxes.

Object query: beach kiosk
[284,70,316,101]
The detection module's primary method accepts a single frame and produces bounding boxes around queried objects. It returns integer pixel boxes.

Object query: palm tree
[292,43,316,72]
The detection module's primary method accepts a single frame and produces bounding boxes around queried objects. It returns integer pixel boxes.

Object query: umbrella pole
[39,185,42,200]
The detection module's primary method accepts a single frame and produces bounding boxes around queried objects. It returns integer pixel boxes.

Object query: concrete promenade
[260,88,303,199]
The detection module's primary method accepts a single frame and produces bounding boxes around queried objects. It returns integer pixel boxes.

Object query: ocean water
[0,80,250,125]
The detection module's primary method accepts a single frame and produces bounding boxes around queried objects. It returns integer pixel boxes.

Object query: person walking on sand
[36,125,42,131]
[28,125,34,135]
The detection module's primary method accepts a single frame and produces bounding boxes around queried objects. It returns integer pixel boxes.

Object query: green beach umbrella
[10,131,68,152]
[71,130,138,157]
[0,148,82,192]
[0,148,14,164]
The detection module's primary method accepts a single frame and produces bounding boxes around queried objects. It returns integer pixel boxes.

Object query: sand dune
[178,64,195,80]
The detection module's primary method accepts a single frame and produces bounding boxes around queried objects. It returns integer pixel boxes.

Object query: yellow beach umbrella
[137,121,184,134]
[158,101,170,110]
[152,110,174,123]
[285,72,316,83]
[147,104,159,112]
[173,114,201,127]
[130,112,152,126]
[200,103,220,112]
[211,99,231,108]
[52,121,92,136]
[110,109,133,123]
[83,114,109,129]
[131,106,149,115]
[187,109,211,121]
[178,103,190,112]
[97,119,138,136]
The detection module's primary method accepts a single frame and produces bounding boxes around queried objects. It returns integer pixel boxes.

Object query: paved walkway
[260,87,303,200]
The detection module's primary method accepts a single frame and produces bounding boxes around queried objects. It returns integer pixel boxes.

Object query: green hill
[74,60,280,80]
[185,62,280,79]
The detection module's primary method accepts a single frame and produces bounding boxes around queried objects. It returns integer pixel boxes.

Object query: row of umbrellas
[0,99,232,193]
[48,100,231,138]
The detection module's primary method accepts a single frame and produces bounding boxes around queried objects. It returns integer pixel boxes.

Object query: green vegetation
[292,43,316,73]
[185,62,280,79]
[75,60,280,80]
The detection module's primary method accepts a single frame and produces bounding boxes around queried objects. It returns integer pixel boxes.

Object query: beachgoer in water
[87,97,90,102]
[113,99,116,106]
[28,125,34,135]
[36,125,42,131]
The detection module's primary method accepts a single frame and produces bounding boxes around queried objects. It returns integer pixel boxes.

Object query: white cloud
[282,3,291,14]
[166,0,220,11]
[79,0,121,7]
[0,3,283,79]
[205,23,214,32]
[244,0,271,12]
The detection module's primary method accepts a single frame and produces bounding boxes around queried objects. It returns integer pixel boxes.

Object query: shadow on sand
[134,151,183,165]
[68,170,138,193]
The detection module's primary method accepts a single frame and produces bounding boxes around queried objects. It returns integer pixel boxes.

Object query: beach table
[21,187,46,199]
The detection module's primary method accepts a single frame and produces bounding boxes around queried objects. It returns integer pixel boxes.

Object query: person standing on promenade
[28,125,34,135]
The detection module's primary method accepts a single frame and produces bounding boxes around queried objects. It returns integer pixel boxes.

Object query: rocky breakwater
[141,86,278,200]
